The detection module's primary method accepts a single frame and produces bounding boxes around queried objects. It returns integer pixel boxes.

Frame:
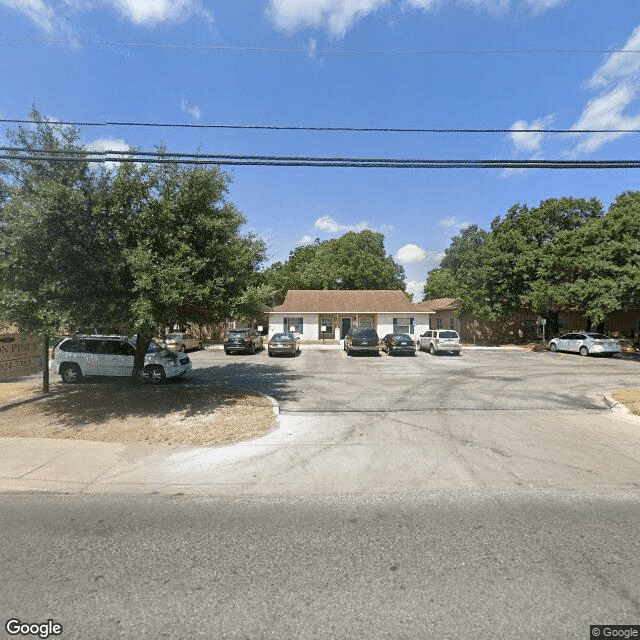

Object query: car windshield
[439,331,459,339]
[392,334,412,340]
[271,333,294,341]
[352,329,377,338]
[228,331,249,337]
[587,334,612,340]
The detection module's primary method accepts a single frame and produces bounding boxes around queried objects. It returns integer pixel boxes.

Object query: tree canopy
[0,109,266,347]
[421,195,640,330]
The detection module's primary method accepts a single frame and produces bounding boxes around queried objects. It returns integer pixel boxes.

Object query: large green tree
[423,198,604,332]
[0,110,266,373]
[264,230,405,301]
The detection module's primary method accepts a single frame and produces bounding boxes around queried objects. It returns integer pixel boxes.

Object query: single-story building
[413,298,462,333]
[269,290,434,340]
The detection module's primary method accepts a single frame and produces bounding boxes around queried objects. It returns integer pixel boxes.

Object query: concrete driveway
[3,344,638,494]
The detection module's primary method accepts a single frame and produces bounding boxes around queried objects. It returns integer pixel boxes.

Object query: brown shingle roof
[414,297,461,311]
[271,290,432,314]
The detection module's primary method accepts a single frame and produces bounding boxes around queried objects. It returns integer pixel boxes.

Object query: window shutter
[393,318,397,333]
[410,317,414,335]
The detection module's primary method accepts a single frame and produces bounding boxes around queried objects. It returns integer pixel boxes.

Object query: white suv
[50,335,192,384]
[417,329,461,356]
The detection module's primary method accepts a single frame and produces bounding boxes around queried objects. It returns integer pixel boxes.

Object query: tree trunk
[133,330,152,383]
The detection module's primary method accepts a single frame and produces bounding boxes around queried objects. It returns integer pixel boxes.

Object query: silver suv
[50,335,192,384]
[417,329,461,355]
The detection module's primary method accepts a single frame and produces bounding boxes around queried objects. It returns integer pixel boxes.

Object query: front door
[340,317,352,339]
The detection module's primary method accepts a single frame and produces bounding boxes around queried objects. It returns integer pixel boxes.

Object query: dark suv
[344,327,380,356]
[223,329,264,355]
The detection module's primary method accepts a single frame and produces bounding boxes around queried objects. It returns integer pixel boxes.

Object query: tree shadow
[28,360,302,427]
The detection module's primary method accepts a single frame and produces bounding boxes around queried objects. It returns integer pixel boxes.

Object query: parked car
[268,333,300,357]
[162,332,202,352]
[223,329,264,354]
[549,332,621,357]
[380,333,416,356]
[50,335,192,384]
[417,329,461,355]
[344,327,380,356]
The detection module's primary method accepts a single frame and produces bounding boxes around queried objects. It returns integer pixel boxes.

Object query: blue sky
[2,0,640,299]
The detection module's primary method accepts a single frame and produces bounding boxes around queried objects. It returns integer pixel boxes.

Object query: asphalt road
[1,492,639,640]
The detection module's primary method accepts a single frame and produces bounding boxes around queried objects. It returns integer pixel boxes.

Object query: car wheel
[146,365,165,384]
[60,364,82,383]
[268,350,274,357]
[224,349,230,355]
[579,346,589,357]
[346,345,352,356]
[550,342,558,352]
[429,345,436,355]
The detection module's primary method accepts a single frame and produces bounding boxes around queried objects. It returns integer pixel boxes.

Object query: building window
[436,317,443,329]
[358,316,373,328]
[449,316,456,330]
[284,317,303,334]
[320,317,333,333]
[393,317,412,334]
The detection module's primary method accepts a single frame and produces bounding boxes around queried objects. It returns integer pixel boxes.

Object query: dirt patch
[0,378,277,445]
[611,389,640,416]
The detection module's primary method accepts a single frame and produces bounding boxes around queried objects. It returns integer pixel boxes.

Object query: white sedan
[549,332,621,357]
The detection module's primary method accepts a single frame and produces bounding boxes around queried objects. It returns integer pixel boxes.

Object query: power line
[2,148,640,169]
[1,38,638,56]
[1,118,638,135]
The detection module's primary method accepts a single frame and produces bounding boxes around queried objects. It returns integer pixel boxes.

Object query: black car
[224,329,264,354]
[380,333,416,356]
[344,327,380,356]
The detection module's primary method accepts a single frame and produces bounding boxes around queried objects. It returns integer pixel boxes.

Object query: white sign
[540,319,547,325]
[321,326,328,332]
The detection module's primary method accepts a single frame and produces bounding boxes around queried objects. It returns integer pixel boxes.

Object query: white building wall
[269,313,318,340]
[377,313,432,338]
[269,312,433,341]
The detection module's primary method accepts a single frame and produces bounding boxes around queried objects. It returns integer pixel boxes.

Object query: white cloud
[180,98,202,121]
[266,0,566,37]
[405,279,426,301]
[87,137,132,169]
[296,235,313,246]
[0,0,213,32]
[439,216,471,229]
[568,24,640,156]
[396,243,427,263]
[105,0,213,26]
[267,0,389,38]
[570,83,640,155]
[0,0,61,32]
[314,215,368,233]
[587,25,640,90]
[509,114,556,155]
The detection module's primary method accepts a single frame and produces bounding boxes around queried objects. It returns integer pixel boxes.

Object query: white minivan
[50,335,192,384]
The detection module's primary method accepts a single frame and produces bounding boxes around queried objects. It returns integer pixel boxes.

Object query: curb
[603,394,639,420]
[257,392,280,417]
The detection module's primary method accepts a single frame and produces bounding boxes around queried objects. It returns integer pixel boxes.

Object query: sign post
[42,335,49,394]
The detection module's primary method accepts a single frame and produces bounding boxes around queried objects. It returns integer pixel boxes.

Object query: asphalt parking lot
[189,344,639,414]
